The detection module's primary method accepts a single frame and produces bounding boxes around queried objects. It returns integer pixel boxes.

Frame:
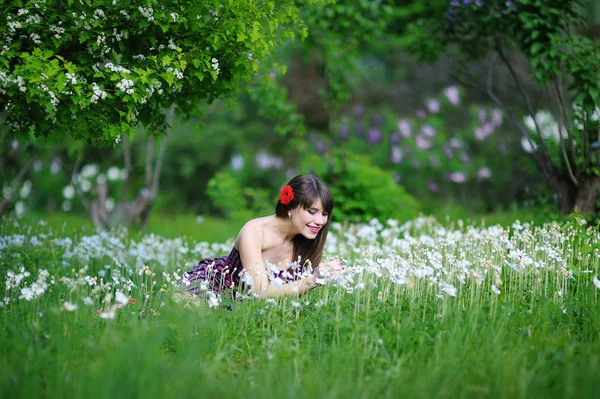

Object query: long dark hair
[275,175,334,270]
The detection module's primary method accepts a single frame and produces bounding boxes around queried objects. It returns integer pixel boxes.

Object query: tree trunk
[574,175,600,214]
[90,182,110,230]
[127,188,155,229]
[533,148,577,215]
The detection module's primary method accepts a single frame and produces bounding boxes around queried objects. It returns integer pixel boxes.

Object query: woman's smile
[308,225,320,234]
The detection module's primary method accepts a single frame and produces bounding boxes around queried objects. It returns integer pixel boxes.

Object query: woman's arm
[237,224,318,298]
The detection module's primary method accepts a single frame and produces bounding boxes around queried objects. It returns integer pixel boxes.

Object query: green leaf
[531,42,544,55]
[237,32,247,42]
[250,21,261,42]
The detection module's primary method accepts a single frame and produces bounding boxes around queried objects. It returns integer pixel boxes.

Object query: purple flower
[474,123,493,141]
[368,128,382,144]
[416,109,427,120]
[415,135,433,150]
[315,140,326,155]
[459,152,470,163]
[231,154,244,171]
[421,124,436,138]
[340,123,349,140]
[448,138,462,149]
[11,140,19,150]
[478,107,487,124]
[397,119,412,138]
[391,146,403,164]
[426,99,440,114]
[256,152,271,170]
[477,167,492,179]
[392,172,402,183]
[491,108,503,127]
[428,181,440,193]
[390,132,400,145]
[448,172,467,183]
[443,86,460,105]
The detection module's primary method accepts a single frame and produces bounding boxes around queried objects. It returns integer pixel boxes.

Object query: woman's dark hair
[275,174,334,270]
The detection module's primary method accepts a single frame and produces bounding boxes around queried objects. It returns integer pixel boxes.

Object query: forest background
[2,0,600,241]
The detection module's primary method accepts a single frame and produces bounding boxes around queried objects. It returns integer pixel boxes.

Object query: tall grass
[1,215,599,398]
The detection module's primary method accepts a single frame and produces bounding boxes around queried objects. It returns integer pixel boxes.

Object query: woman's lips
[308,226,320,234]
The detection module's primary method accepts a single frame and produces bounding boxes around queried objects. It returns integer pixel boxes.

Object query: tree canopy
[405,0,600,213]
[0,0,312,145]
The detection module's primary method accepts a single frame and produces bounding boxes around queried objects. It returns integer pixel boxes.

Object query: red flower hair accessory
[279,185,294,205]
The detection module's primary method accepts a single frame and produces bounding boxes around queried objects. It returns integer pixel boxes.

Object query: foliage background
[2,0,600,225]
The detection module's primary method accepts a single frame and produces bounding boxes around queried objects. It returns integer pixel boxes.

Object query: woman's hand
[314,259,345,283]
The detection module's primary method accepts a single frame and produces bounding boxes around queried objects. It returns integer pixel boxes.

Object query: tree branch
[552,74,579,175]
[450,68,552,182]
[496,38,550,152]
[545,82,578,186]
[451,71,538,152]
[121,134,133,203]
[0,158,34,217]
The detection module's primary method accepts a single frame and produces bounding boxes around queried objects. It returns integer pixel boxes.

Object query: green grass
[16,211,245,243]
[17,205,561,243]
[1,213,599,398]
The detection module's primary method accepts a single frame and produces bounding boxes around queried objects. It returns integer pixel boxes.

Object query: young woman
[184,174,342,299]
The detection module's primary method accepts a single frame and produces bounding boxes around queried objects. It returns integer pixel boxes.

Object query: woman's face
[290,199,329,239]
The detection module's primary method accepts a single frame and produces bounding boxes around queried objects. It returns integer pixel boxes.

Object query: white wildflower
[115,290,129,305]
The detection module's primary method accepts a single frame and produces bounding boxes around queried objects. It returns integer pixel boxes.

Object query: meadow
[1,214,599,398]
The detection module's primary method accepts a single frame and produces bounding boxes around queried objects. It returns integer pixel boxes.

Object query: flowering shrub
[330,86,535,212]
[0,0,309,144]
[206,170,273,219]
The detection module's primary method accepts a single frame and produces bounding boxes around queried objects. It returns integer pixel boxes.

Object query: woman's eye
[323,213,329,217]
[308,210,316,215]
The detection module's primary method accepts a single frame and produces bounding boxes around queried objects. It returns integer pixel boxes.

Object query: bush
[206,171,274,220]
[300,149,420,222]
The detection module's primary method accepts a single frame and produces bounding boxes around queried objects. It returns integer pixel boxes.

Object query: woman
[184,174,342,299]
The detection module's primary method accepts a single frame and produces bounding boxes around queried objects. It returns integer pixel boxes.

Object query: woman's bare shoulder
[235,216,272,246]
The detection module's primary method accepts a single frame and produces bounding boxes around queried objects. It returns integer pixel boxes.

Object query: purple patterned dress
[184,247,296,298]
